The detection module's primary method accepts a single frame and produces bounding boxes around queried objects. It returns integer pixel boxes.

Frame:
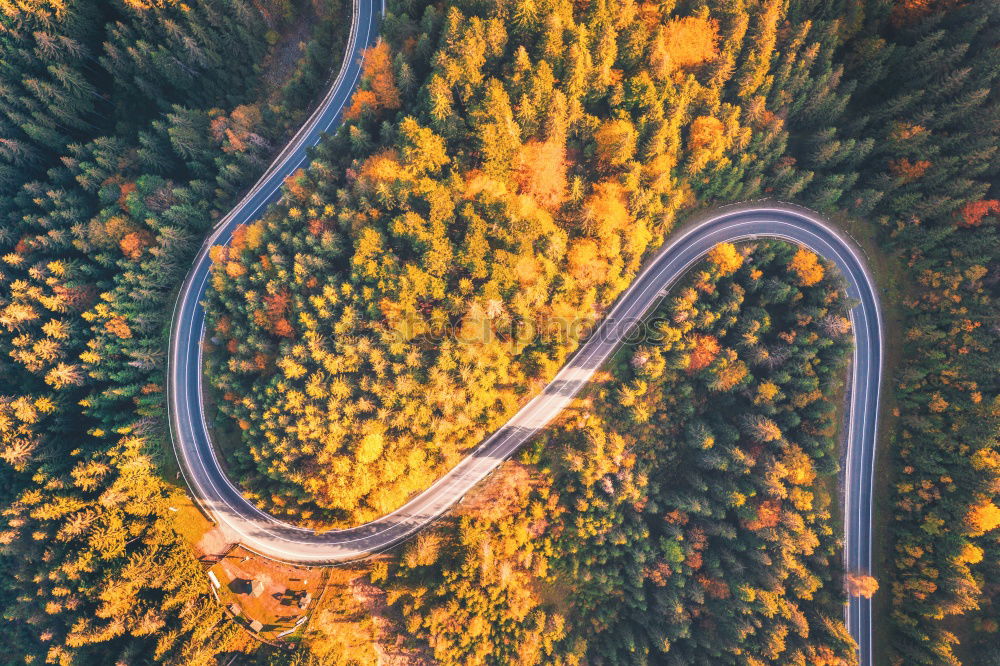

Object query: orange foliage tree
[846,573,879,598]
[687,334,720,371]
[744,499,782,531]
[891,0,961,27]
[104,316,132,340]
[118,230,153,260]
[889,157,931,183]
[210,104,264,153]
[344,42,401,120]
[958,199,1000,227]
[263,290,293,338]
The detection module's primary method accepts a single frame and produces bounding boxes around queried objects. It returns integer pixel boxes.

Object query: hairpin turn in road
[166,2,882,662]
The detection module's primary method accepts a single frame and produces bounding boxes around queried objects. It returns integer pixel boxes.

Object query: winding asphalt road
[167,1,883,662]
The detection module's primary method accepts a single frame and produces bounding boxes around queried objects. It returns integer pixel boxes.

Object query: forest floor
[200,380,246,483]
[260,5,320,100]
[260,0,349,106]
[352,573,436,664]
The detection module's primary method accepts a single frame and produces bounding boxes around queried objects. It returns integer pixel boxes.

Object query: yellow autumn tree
[782,444,816,486]
[660,16,719,72]
[516,140,567,208]
[966,499,1000,535]
[355,432,385,464]
[747,415,782,442]
[567,239,607,288]
[594,118,638,170]
[755,381,780,405]
[583,180,632,243]
[707,242,743,275]
[687,116,727,173]
[789,247,825,286]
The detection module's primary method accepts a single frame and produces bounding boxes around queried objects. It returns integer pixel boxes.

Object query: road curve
[166,4,882,663]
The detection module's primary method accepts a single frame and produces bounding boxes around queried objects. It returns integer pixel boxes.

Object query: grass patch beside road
[167,491,217,549]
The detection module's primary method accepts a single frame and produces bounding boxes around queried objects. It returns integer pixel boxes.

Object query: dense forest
[201,0,850,527]
[381,240,857,664]
[1,0,998,664]
[0,0,350,662]
[207,1,1000,662]
[205,0,1000,662]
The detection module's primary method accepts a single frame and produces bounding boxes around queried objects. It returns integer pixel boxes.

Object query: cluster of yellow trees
[203,0,748,525]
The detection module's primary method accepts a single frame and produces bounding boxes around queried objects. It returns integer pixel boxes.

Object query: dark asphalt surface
[166,3,882,661]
